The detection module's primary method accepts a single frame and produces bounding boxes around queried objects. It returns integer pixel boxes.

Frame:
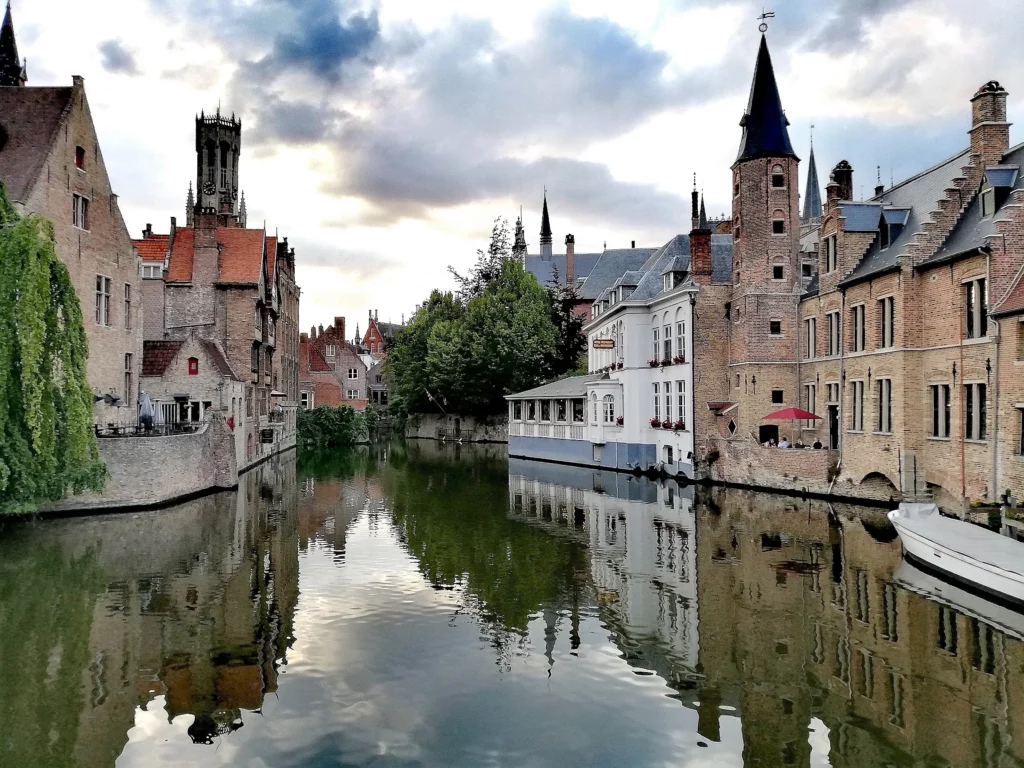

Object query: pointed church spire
[802,134,822,221]
[239,190,247,228]
[539,189,553,260]
[512,207,527,264]
[0,2,27,87]
[185,182,195,227]
[735,35,797,164]
[699,193,708,230]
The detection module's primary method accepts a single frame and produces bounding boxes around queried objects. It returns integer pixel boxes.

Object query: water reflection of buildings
[509,460,1024,767]
[0,453,299,768]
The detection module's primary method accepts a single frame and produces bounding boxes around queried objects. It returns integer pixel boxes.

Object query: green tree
[0,182,104,514]
[448,216,512,302]
[543,266,589,378]
[296,404,367,448]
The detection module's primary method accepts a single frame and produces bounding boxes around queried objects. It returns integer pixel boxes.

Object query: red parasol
[763,407,820,420]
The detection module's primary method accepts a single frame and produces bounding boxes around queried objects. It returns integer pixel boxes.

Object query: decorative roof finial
[758,8,775,34]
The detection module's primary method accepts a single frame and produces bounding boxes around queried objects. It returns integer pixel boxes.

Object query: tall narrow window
[675,321,685,361]
[652,327,659,360]
[878,297,894,348]
[851,305,865,352]
[1018,407,1024,455]
[771,164,785,187]
[676,380,686,429]
[75,146,86,170]
[876,379,892,433]
[541,400,551,422]
[255,307,262,331]
[653,383,660,422]
[965,383,987,440]
[72,194,89,230]
[124,353,133,404]
[663,323,672,360]
[827,311,841,356]
[805,318,816,359]
[95,276,111,326]
[664,381,672,423]
[124,283,132,330]
[930,384,951,438]
[850,381,864,431]
[804,383,816,429]
[772,218,785,234]
[964,278,987,338]
[602,395,615,424]
[824,235,837,273]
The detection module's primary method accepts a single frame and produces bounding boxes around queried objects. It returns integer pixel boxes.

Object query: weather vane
[758,9,774,33]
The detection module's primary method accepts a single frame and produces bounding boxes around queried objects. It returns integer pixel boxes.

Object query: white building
[507,236,701,477]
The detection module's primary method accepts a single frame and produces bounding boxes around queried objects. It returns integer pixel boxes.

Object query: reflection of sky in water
[118,514,740,768]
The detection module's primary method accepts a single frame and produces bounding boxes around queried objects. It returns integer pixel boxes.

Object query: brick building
[0,5,142,422]
[299,317,369,410]
[361,309,405,358]
[134,110,300,468]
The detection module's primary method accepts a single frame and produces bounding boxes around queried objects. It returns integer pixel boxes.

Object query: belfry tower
[730,32,802,435]
[195,108,242,224]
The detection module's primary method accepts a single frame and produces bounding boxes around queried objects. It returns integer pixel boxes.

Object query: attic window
[188,357,199,376]
[879,219,890,249]
[771,165,785,188]
[75,146,86,170]
[981,188,995,218]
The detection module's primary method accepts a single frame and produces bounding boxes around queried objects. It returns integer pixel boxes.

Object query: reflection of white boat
[894,560,1024,642]
[888,503,1024,605]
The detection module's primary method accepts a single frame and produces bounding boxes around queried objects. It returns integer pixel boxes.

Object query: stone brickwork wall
[406,413,508,443]
[17,78,142,420]
[141,276,165,341]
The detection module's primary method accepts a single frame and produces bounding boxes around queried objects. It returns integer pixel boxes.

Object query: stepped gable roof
[142,340,184,376]
[839,148,970,287]
[525,252,602,288]
[735,35,797,164]
[165,227,266,284]
[578,248,656,300]
[133,235,169,262]
[928,143,1024,269]
[0,86,74,201]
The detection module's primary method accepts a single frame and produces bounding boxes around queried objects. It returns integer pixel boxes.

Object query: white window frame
[676,380,686,429]
[325,344,336,357]
[347,367,358,380]
[141,263,162,279]
[653,383,660,422]
[664,381,672,423]
[878,296,895,348]
[72,193,89,230]
[602,395,615,424]
[300,391,312,409]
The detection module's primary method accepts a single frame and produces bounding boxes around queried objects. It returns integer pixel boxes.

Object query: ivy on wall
[0,182,104,514]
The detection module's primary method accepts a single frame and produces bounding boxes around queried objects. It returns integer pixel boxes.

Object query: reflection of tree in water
[0,544,106,768]
[380,444,590,670]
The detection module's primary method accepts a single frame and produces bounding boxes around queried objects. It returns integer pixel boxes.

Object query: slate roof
[133,236,169,262]
[578,249,656,300]
[735,35,797,164]
[839,148,970,287]
[839,203,883,232]
[142,341,184,377]
[802,145,822,220]
[505,374,595,400]
[540,194,552,239]
[525,252,602,288]
[199,340,239,379]
[0,2,25,87]
[0,86,73,202]
[165,226,266,284]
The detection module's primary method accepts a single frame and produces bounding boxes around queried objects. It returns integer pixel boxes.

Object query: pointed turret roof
[0,2,27,87]
[735,35,797,164]
[699,194,708,230]
[540,191,552,240]
[802,143,822,220]
[512,210,527,258]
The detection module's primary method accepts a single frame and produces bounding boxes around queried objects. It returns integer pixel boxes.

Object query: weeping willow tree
[0,182,104,514]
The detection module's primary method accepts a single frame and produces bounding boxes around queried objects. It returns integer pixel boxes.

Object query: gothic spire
[512,207,527,263]
[735,35,797,164]
[802,140,822,220]
[539,190,552,260]
[239,190,247,227]
[690,173,699,231]
[185,182,195,227]
[699,193,708,230]
[0,2,27,87]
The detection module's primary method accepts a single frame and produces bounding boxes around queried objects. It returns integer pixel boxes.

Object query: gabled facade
[300,317,368,410]
[0,18,142,421]
[361,310,404,359]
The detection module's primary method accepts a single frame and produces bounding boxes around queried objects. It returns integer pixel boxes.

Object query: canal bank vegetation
[297,404,369,448]
[386,218,587,421]
[0,183,105,515]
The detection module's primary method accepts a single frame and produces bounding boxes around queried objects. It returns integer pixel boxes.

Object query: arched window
[205,140,216,182]
[771,164,785,188]
[603,394,615,423]
[219,141,230,187]
[591,393,598,424]
[188,357,199,375]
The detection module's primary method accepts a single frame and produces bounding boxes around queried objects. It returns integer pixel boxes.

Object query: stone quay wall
[405,413,508,443]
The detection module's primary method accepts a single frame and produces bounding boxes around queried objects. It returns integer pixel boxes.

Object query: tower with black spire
[691,174,699,231]
[0,2,28,87]
[802,135,822,222]
[539,191,553,261]
[730,30,801,432]
[195,106,242,224]
[512,209,527,264]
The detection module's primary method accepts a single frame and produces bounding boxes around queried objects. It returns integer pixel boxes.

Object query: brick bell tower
[730,33,801,437]
[195,107,242,225]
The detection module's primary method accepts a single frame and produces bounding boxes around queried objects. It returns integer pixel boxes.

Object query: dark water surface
[1,442,1022,767]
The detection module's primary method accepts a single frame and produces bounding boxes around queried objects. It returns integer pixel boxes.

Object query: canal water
[1,442,1020,767]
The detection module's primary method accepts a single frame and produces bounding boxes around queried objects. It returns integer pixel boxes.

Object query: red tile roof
[142,340,184,376]
[164,227,266,285]
[307,342,332,372]
[133,235,169,262]
[266,236,277,281]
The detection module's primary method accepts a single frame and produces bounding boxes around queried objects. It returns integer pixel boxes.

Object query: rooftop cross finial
[758,9,774,33]
[810,124,814,148]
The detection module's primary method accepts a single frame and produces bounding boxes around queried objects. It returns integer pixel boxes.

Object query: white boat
[893,560,1024,642]
[888,502,1024,605]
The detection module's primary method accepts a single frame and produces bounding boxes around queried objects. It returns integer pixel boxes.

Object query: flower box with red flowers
[650,418,661,428]
[673,354,685,364]
[661,420,672,429]
[615,416,624,426]
[660,358,672,367]
[673,420,685,431]
[648,359,660,367]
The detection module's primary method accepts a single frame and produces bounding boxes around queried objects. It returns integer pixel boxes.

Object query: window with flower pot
[602,395,615,423]
[664,381,673,422]
[676,380,686,428]
[652,327,659,360]
[653,383,660,422]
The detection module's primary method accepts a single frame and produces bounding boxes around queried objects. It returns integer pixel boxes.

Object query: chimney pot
[334,316,346,341]
[874,184,885,197]
[831,161,854,202]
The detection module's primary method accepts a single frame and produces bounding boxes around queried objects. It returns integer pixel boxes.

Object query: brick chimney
[310,325,317,340]
[143,223,153,238]
[300,332,309,343]
[334,316,346,340]
[690,230,712,281]
[970,81,1010,165]
[831,161,853,201]
[564,234,575,286]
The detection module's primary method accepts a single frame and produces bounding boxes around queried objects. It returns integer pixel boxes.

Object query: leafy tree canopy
[0,182,104,514]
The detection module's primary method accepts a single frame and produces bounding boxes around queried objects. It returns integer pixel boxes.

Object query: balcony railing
[509,422,586,440]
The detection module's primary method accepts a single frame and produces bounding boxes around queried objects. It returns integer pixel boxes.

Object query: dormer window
[663,275,672,292]
[981,187,995,218]
[879,219,890,249]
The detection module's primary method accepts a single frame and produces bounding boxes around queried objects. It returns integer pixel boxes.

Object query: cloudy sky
[11,0,1024,332]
